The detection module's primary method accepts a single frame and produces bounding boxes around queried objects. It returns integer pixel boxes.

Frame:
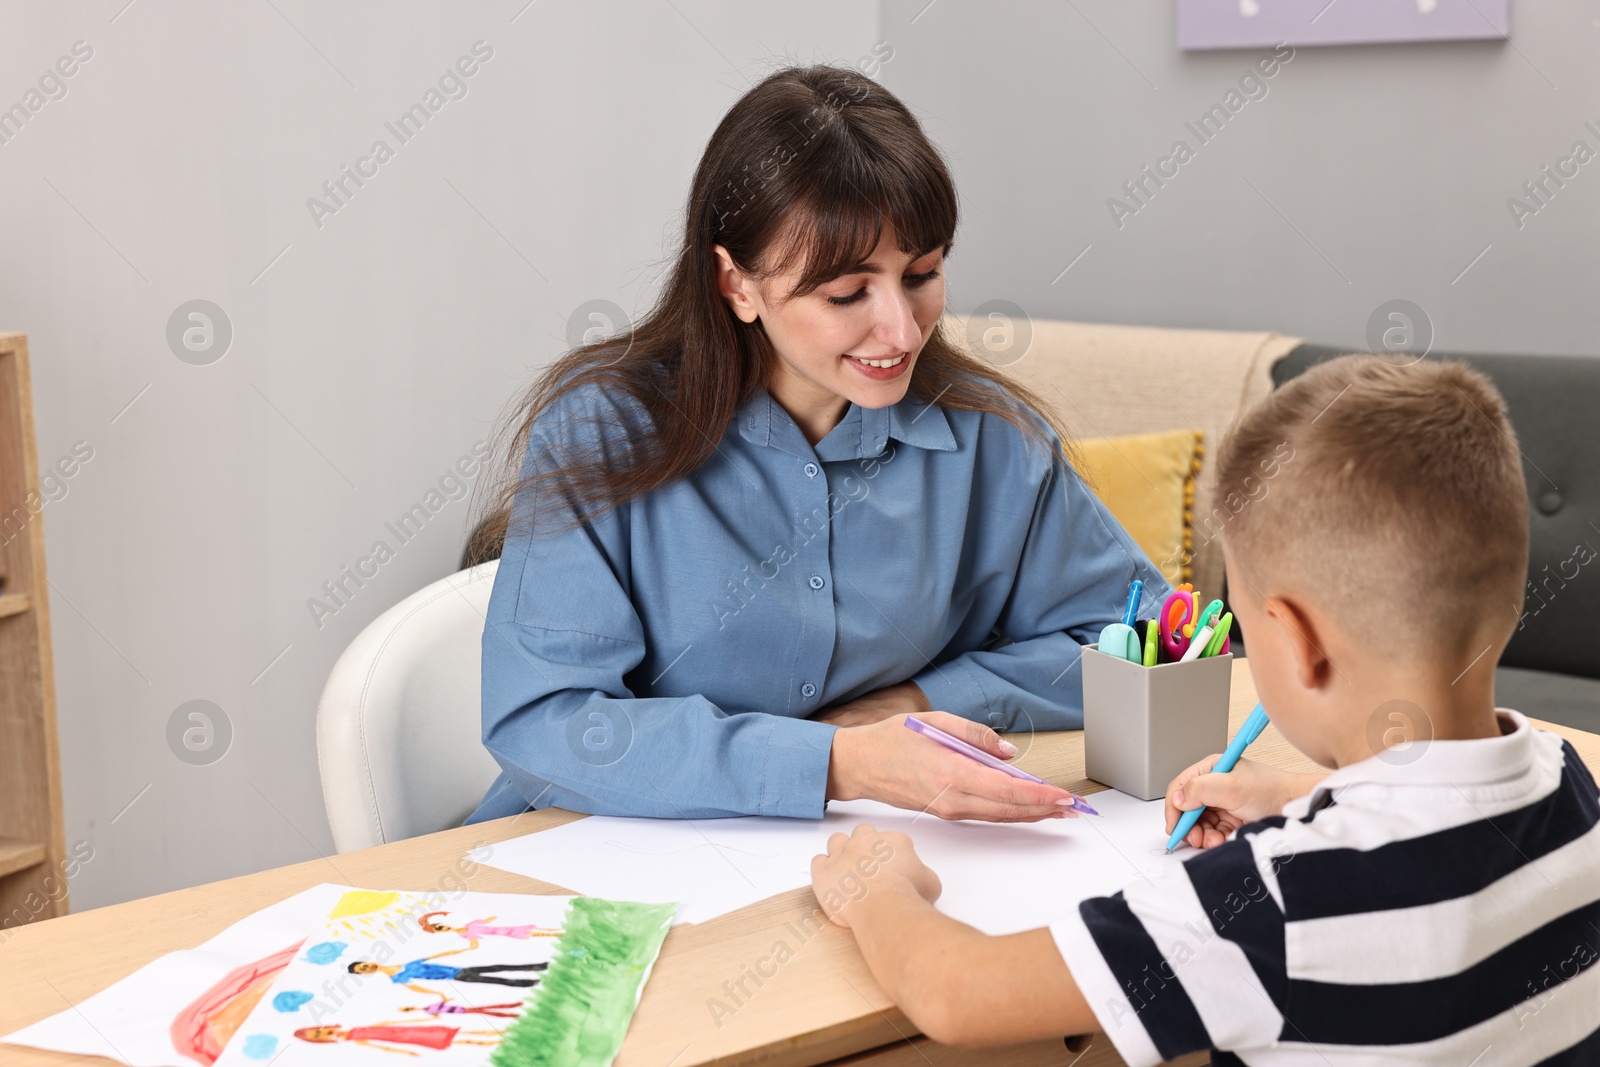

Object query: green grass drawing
[491,898,677,1067]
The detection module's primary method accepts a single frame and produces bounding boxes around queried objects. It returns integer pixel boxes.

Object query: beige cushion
[944,315,1302,599]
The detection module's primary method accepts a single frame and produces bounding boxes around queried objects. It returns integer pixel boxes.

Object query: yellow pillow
[1071,429,1203,585]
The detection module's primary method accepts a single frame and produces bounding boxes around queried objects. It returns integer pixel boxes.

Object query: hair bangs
[765,123,956,302]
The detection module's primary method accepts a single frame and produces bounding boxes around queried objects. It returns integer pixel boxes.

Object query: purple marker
[904,717,1100,816]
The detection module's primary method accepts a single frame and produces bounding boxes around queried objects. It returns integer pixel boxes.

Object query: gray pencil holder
[1081,644,1234,801]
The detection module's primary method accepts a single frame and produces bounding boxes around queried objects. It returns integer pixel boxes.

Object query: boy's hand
[810,823,940,930]
[1164,756,1320,850]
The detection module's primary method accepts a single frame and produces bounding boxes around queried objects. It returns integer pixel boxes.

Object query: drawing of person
[416,911,563,952]
[347,955,547,992]
[293,1023,500,1054]
[399,993,523,1019]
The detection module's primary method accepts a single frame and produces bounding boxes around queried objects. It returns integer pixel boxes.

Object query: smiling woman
[462,64,1169,827]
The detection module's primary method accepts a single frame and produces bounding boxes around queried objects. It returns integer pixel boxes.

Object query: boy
[810,355,1600,1064]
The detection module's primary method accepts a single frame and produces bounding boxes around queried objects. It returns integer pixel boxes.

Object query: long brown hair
[466,63,1072,562]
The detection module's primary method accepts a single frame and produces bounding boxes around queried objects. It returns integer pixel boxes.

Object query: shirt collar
[1284,708,1543,818]
[736,388,957,460]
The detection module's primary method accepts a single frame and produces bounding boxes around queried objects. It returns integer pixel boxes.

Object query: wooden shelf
[0,838,46,880]
[0,332,66,923]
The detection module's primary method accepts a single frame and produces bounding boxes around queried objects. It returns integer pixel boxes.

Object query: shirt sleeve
[1048,837,1291,1066]
[911,440,1172,732]
[477,395,838,820]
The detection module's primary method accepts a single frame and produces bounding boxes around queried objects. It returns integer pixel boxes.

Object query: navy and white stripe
[1051,711,1600,1066]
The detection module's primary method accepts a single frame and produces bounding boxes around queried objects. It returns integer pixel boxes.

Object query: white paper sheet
[1,883,351,1066]
[474,790,1188,934]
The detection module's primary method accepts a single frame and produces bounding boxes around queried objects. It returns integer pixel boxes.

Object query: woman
[464,64,1168,827]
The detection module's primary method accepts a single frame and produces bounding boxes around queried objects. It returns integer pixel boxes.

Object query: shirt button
[804,462,819,478]
[808,574,825,590]
[800,682,817,698]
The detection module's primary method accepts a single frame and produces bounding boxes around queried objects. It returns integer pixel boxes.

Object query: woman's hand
[813,681,931,727]
[810,823,940,930]
[1163,755,1325,850]
[826,711,1087,823]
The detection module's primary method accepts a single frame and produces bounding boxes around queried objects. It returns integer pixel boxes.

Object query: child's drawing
[417,911,563,952]
[273,990,315,1012]
[398,993,524,1020]
[348,955,549,991]
[3,884,677,1067]
[169,941,303,1065]
[208,890,674,1067]
[305,940,348,964]
[293,1022,503,1053]
[325,890,406,938]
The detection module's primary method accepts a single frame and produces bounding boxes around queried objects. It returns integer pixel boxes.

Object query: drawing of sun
[323,890,417,938]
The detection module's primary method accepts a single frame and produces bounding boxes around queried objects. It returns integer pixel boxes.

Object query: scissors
[1159,589,1196,661]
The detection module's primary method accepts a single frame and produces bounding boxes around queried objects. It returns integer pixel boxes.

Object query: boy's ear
[1263,594,1335,692]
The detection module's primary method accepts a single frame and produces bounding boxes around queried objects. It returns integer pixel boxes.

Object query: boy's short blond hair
[1215,355,1529,660]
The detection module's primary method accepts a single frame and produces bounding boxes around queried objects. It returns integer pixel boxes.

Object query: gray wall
[1,0,876,910]
[3,0,1593,910]
[883,0,1599,356]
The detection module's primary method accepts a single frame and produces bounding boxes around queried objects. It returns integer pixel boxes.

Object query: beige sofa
[945,314,1304,602]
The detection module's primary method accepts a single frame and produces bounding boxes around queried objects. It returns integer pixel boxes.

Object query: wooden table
[5,660,1598,1067]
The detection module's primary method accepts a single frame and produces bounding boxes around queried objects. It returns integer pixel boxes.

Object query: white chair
[316,559,504,852]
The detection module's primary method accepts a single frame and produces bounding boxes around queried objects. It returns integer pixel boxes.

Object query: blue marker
[1166,702,1270,852]
[1121,579,1143,628]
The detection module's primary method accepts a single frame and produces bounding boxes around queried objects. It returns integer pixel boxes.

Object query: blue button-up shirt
[466,380,1170,823]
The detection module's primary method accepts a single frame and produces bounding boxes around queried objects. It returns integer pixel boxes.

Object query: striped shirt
[1050,710,1600,1066]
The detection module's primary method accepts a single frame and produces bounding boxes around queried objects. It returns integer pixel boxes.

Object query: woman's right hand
[1163,755,1325,850]
[826,711,1086,823]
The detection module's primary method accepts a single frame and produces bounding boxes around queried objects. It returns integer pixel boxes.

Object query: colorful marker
[1121,579,1143,628]
[1166,703,1270,852]
[1191,599,1224,640]
[1202,612,1233,657]
[1179,623,1215,662]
